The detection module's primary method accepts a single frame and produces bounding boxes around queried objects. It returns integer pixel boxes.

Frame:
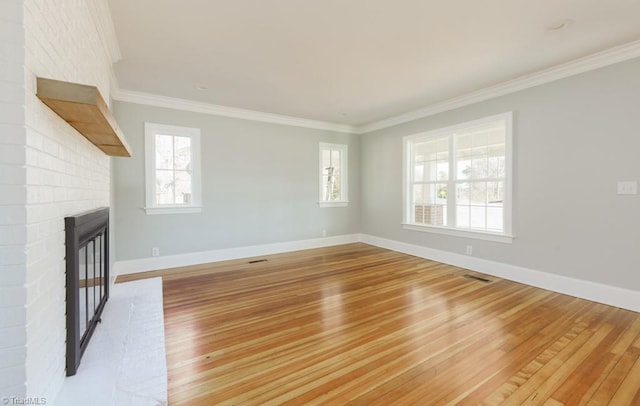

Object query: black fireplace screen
[65,207,109,376]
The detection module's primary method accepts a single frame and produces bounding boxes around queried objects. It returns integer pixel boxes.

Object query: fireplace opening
[65,207,109,376]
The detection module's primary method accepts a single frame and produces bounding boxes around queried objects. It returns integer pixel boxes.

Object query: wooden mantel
[36,78,132,157]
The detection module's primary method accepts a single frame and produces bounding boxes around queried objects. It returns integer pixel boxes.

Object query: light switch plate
[617,181,638,195]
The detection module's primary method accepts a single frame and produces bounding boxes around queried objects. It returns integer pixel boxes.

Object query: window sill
[402,223,514,243]
[144,206,203,215]
[318,201,349,208]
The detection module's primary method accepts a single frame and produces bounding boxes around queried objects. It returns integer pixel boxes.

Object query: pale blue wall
[113,57,640,292]
[360,57,640,290]
[113,101,360,260]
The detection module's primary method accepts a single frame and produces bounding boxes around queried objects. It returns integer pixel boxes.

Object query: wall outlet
[466,245,473,255]
[617,181,638,195]
[151,247,160,257]
[321,229,327,237]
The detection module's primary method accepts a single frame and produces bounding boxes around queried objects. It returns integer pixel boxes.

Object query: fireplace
[65,207,110,376]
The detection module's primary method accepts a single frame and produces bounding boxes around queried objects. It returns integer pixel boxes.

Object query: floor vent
[463,274,492,283]
[249,259,268,264]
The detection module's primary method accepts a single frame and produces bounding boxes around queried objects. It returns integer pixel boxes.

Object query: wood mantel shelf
[36,78,132,157]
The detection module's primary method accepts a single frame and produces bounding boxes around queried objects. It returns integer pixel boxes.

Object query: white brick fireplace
[0,0,120,401]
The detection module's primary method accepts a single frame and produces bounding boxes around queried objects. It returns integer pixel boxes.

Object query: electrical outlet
[466,245,473,255]
[152,247,159,257]
[321,229,327,237]
[617,181,638,195]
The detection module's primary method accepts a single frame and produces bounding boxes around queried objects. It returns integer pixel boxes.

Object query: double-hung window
[403,112,513,242]
[319,142,348,207]
[144,122,202,215]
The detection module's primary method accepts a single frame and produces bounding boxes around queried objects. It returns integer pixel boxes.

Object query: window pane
[487,207,503,230]
[414,138,448,185]
[421,160,439,182]
[413,183,445,226]
[156,135,174,170]
[331,150,341,170]
[156,170,174,204]
[174,170,192,204]
[414,143,427,162]
[456,206,470,228]
[487,181,504,205]
[332,174,341,200]
[457,156,472,180]
[414,164,425,182]
[174,136,191,170]
[320,144,347,203]
[488,156,503,178]
[470,206,486,229]
[414,203,445,226]
[413,184,427,206]
[470,182,487,205]
[471,156,488,178]
[456,182,470,205]
[472,131,488,149]
[415,138,447,162]
[322,176,330,200]
[322,175,340,201]
[435,183,447,204]
[488,128,505,146]
[434,138,448,155]
[488,144,505,158]
[441,204,448,226]
[436,161,448,181]
[322,150,331,170]
[415,142,434,162]
[434,183,447,226]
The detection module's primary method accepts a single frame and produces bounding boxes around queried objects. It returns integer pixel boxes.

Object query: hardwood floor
[118,243,640,405]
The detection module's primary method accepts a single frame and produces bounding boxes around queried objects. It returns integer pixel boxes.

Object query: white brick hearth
[55,278,167,406]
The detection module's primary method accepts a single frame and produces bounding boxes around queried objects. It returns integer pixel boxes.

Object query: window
[319,143,348,207]
[403,112,513,242]
[144,123,202,215]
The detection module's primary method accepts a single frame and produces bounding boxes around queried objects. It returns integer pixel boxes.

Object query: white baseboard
[113,234,361,276]
[114,232,639,313]
[360,234,640,313]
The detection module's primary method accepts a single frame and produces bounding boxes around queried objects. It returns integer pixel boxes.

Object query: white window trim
[319,142,349,207]
[402,112,514,243]
[144,122,202,215]
[319,201,349,208]
[402,224,514,243]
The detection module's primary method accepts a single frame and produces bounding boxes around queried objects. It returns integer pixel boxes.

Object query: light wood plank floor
[118,243,640,405]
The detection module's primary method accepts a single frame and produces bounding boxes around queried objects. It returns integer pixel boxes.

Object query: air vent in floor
[463,274,492,283]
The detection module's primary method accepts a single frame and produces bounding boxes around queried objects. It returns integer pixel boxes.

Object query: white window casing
[319,142,348,207]
[402,112,514,243]
[144,122,202,215]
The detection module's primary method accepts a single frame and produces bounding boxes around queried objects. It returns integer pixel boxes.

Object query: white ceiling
[108,0,640,128]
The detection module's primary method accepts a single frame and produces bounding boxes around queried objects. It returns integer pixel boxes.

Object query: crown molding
[112,89,356,133]
[110,40,640,135]
[87,0,122,64]
[356,39,640,134]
